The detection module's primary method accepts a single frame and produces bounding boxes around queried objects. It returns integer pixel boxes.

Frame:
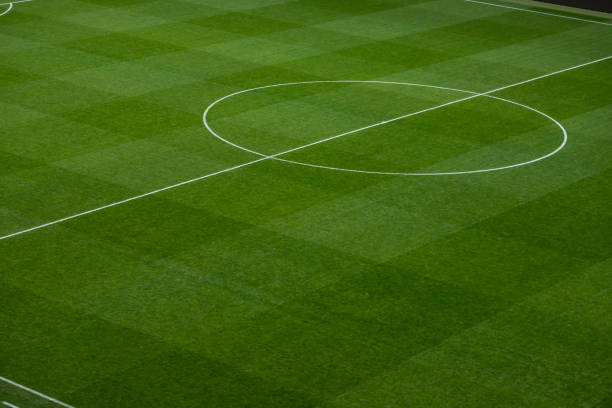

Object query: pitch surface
[1,0,611,407]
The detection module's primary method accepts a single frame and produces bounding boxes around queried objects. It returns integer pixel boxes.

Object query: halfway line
[0,158,268,241]
[1,55,610,241]
[465,0,612,26]
[252,54,612,159]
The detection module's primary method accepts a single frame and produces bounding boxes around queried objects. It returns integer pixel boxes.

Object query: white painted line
[465,0,612,26]
[0,0,31,6]
[205,80,567,175]
[0,377,75,408]
[484,55,612,93]
[209,84,484,158]
[203,81,491,159]
[0,55,610,241]
[205,55,611,174]
[3,402,21,408]
[0,157,268,241]
[0,0,34,16]
[0,3,12,17]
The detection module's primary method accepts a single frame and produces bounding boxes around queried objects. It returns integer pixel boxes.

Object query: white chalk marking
[0,55,610,241]
[0,3,12,17]
[0,0,34,17]
[204,80,568,175]
[0,0,31,6]
[465,0,612,26]
[484,55,612,93]
[0,377,75,408]
[2,402,21,408]
[204,55,610,164]
[0,157,268,241]
[205,54,612,174]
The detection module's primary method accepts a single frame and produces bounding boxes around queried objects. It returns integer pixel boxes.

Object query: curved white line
[0,3,13,17]
[0,0,32,6]
[0,56,607,241]
[0,0,34,16]
[203,80,567,176]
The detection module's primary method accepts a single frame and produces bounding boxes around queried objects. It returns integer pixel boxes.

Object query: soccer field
[1,0,611,407]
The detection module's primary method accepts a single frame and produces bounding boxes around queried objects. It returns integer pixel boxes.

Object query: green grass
[1,0,611,407]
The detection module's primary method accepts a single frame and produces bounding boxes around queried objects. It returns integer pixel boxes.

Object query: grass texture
[1,0,611,407]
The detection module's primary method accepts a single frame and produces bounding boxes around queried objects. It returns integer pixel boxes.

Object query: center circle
[203,81,567,176]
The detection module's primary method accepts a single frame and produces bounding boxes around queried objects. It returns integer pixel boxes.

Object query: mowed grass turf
[1,0,611,407]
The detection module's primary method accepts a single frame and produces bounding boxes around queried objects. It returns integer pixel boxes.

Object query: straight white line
[266,88,568,175]
[268,93,480,158]
[0,3,12,16]
[0,0,31,7]
[207,54,611,163]
[3,402,21,408]
[0,157,268,241]
[465,0,612,26]
[484,54,612,93]
[0,377,75,408]
[0,55,610,241]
